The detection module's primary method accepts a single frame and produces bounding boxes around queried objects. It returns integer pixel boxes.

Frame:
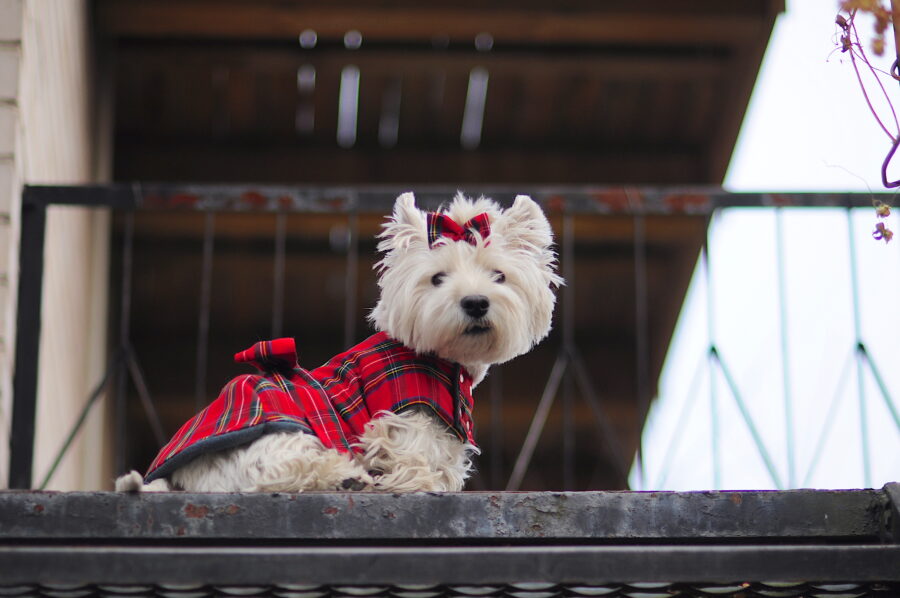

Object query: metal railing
[9,185,897,490]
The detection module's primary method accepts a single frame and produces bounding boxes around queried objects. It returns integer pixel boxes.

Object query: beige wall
[0,0,22,488]
[0,0,112,489]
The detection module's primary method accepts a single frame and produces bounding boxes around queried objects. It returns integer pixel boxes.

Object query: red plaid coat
[144,332,476,482]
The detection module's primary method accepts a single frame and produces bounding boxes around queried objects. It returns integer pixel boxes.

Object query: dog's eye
[493,270,506,283]
[431,272,447,286]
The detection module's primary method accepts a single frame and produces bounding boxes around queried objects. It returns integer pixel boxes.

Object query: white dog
[116,192,561,493]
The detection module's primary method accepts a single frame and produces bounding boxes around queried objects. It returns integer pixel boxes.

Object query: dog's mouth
[464,323,492,335]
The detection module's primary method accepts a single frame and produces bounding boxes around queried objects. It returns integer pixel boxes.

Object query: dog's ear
[378,192,428,252]
[495,195,554,252]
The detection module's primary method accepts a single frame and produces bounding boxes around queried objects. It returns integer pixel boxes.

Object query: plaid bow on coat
[144,331,476,483]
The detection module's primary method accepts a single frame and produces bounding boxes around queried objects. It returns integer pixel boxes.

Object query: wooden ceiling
[94,1,782,490]
[97,0,782,184]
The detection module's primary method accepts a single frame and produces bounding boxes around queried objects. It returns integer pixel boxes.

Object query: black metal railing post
[10,188,47,489]
[9,185,136,488]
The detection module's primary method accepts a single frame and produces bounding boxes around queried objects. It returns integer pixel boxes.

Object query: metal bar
[20,184,137,208]
[22,185,898,214]
[711,347,784,490]
[702,215,720,489]
[125,347,167,446]
[114,211,135,476]
[553,211,627,487]
[0,488,889,542]
[271,212,287,338]
[561,213,575,345]
[631,208,650,490]
[561,212,575,489]
[2,545,898,585]
[9,192,47,489]
[489,365,504,489]
[36,356,120,490]
[344,208,359,347]
[194,212,215,410]
[562,365,575,489]
[846,209,872,487]
[709,346,721,489]
[506,353,567,490]
[774,208,795,487]
[855,345,872,489]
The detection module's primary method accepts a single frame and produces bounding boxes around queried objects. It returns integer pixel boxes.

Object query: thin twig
[848,25,897,141]
[841,8,897,141]
[852,17,900,135]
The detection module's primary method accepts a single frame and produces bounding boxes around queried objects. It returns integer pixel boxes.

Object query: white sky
[631,0,900,491]
[727,0,899,191]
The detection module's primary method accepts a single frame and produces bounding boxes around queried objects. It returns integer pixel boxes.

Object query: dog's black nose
[461,295,490,319]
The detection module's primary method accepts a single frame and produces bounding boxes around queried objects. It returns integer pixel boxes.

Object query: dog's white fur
[116,192,560,493]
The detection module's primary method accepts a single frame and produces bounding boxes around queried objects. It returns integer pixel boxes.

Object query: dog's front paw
[115,470,145,492]
[115,469,173,492]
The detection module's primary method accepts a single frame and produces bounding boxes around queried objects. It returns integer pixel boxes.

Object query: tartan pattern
[145,332,475,482]
[426,212,491,248]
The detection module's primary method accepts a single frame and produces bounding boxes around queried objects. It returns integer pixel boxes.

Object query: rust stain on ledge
[184,504,210,519]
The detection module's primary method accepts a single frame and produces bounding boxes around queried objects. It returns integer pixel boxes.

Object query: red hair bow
[426,212,491,248]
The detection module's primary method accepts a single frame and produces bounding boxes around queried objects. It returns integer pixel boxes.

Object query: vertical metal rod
[774,208,796,487]
[195,212,215,410]
[489,366,504,489]
[272,212,287,338]
[632,207,650,490]
[853,343,872,488]
[344,209,359,347]
[114,210,135,476]
[708,347,722,489]
[561,213,575,351]
[702,213,721,488]
[561,212,576,489]
[9,193,47,488]
[562,368,575,490]
[562,211,575,490]
[846,209,871,487]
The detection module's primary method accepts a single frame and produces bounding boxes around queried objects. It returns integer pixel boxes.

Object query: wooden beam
[97,0,777,47]
[113,142,707,184]
[116,44,729,81]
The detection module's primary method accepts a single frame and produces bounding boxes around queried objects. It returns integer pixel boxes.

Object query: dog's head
[369,192,563,374]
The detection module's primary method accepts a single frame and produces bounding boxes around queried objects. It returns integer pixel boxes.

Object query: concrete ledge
[0,487,893,542]
[0,486,898,589]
